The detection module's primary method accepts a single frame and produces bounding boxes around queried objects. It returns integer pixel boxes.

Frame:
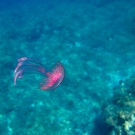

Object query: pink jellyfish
[14,57,64,91]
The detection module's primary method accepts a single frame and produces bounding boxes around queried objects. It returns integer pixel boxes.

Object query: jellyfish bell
[40,63,64,90]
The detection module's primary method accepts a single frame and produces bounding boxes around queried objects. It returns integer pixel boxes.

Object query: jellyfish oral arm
[14,69,24,85]
[14,57,46,85]
[18,57,28,62]
[14,62,24,74]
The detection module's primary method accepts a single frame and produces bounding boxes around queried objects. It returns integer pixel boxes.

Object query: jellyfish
[14,57,64,91]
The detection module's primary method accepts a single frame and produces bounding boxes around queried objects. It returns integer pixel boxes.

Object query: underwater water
[0,0,135,134]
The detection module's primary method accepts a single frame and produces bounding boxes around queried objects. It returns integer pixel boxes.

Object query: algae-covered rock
[103,74,135,135]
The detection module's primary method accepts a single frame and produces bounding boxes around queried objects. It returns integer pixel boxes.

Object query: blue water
[0,0,135,134]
